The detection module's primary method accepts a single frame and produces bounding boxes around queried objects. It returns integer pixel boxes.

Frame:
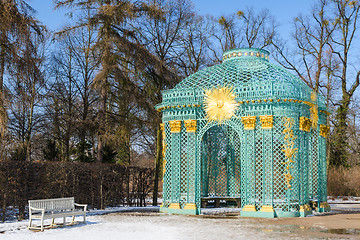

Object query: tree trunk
[0,48,4,93]
[97,135,104,163]
[0,42,6,138]
[97,86,107,163]
[0,32,5,92]
[153,124,163,206]
[25,83,36,162]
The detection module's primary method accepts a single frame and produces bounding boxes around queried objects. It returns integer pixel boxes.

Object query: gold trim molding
[259,205,274,212]
[242,205,256,212]
[168,203,181,209]
[319,124,330,138]
[183,203,197,210]
[160,123,165,132]
[169,120,181,133]
[320,109,331,115]
[160,123,167,176]
[299,117,311,132]
[302,101,315,107]
[300,204,311,212]
[184,119,197,133]
[241,116,256,130]
[320,202,330,208]
[259,115,273,129]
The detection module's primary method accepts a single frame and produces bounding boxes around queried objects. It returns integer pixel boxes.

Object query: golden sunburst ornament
[203,86,239,125]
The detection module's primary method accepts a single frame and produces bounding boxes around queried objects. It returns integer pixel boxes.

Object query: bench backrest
[29,197,75,211]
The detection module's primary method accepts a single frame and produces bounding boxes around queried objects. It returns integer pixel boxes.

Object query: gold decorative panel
[319,124,330,138]
[282,117,298,190]
[299,117,311,132]
[169,120,181,133]
[241,116,256,130]
[184,119,197,133]
[259,115,273,129]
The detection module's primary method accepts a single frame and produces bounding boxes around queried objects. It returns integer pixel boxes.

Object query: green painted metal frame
[157,48,329,217]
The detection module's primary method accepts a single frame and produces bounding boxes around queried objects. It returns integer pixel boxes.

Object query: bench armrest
[29,207,45,218]
[29,206,45,212]
[74,203,87,211]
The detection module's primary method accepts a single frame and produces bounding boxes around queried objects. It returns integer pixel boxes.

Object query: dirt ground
[245,211,360,239]
[258,212,360,229]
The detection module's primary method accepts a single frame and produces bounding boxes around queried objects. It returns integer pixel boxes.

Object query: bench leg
[28,216,32,229]
[63,217,66,225]
[215,199,220,208]
[83,213,86,223]
[41,218,44,232]
[51,218,55,227]
[71,215,75,224]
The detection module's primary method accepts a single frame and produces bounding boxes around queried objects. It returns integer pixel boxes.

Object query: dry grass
[328,166,360,196]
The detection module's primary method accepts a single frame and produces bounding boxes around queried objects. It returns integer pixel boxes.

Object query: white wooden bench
[28,197,87,231]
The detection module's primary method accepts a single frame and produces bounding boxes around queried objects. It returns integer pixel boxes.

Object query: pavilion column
[319,124,330,212]
[168,120,181,209]
[241,116,257,213]
[299,117,311,216]
[308,126,320,200]
[226,129,238,197]
[240,128,247,207]
[259,116,275,216]
[182,120,197,213]
[160,123,170,207]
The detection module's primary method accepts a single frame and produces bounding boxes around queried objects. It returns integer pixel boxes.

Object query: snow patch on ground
[0,211,269,240]
[0,206,160,240]
[328,196,360,204]
[1,200,360,240]
[0,206,289,240]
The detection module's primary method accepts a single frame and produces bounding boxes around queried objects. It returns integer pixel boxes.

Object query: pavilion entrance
[200,125,241,208]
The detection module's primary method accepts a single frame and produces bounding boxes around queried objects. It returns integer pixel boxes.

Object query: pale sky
[30,0,315,33]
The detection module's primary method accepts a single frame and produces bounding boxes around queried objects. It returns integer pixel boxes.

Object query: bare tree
[8,32,46,161]
[0,0,43,159]
[134,0,198,205]
[328,0,360,166]
[272,0,338,92]
[174,14,212,76]
[46,16,99,162]
[210,7,277,63]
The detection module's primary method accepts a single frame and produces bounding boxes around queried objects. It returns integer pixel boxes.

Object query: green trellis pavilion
[155,48,330,218]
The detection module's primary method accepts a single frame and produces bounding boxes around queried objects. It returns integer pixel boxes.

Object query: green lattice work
[180,122,188,207]
[255,118,264,210]
[162,122,171,208]
[272,116,287,211]
[158,48,329,217]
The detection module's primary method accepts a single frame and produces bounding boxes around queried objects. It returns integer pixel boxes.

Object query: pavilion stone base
[241,205,275,218]
[299,204,313,217]
[160,202,330,217]
[240,204,317,218]
[160,203,199,215]
[318,202,331,213]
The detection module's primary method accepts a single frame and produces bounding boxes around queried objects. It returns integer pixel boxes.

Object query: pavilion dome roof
[174,48,308,92]
[157,48,327,111]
